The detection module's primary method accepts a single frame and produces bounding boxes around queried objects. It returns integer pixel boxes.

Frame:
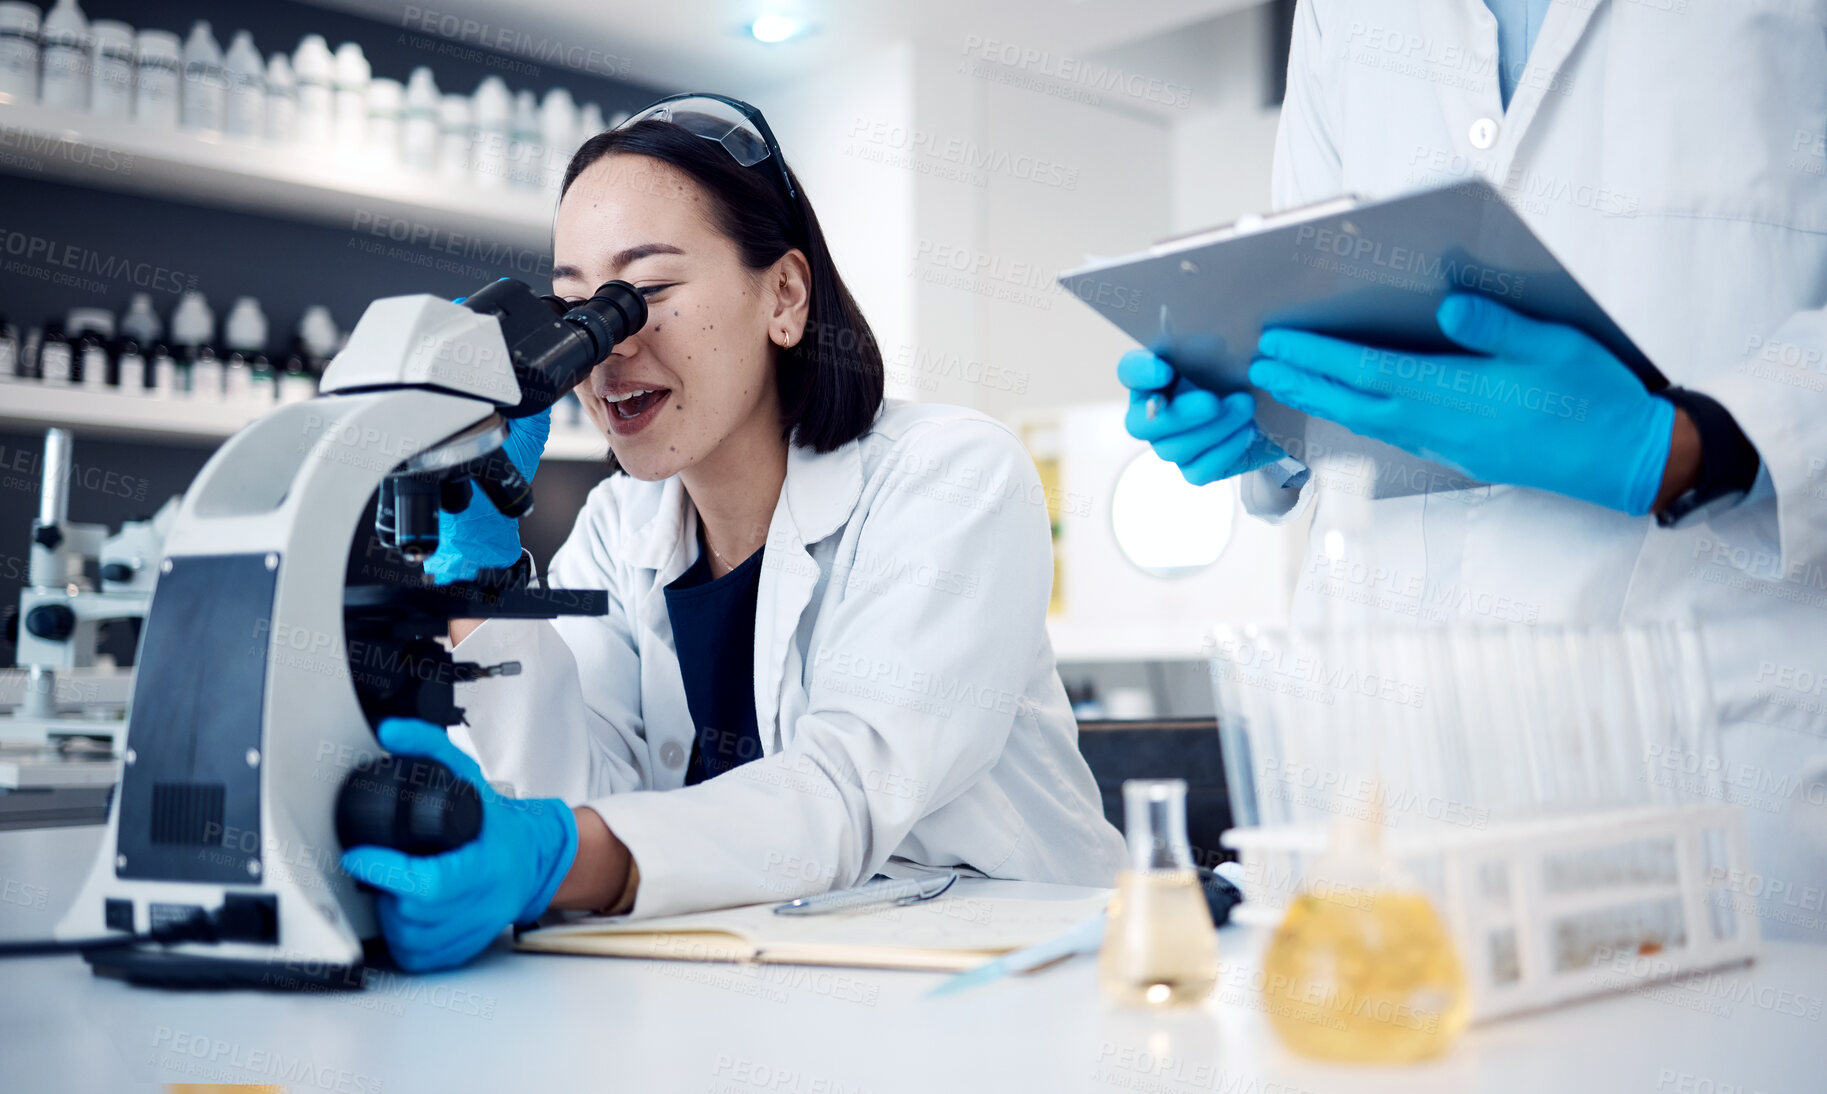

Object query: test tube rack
[1209,622,1762,1022]
[1222,802,1759,1021]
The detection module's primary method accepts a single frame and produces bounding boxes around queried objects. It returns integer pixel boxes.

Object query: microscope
[1,427,175,752]
[55,278,646,988]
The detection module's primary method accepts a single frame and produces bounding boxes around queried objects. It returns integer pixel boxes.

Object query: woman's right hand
[421,406,552,585]
[1118,350,1287,485]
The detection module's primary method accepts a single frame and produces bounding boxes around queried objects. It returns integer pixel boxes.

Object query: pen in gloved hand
[1120,349,1312,490]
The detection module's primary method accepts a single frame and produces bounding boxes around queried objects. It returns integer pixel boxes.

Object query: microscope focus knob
[25,603,77,642]
[335,753,484,858]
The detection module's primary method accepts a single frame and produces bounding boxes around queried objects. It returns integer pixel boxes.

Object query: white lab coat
[1254,0,1827,938]
[449,400,1125,918]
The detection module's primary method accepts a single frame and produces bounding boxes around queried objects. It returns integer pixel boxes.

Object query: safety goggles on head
[617,92,799,205]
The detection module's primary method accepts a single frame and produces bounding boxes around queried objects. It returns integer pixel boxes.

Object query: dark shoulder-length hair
[559,117,884,471]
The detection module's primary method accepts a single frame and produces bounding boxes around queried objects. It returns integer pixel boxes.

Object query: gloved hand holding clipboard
[1060,179,1667,501]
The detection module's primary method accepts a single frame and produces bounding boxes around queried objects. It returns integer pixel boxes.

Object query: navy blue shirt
[663,543,766,786]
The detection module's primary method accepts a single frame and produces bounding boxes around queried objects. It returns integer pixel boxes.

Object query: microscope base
[85,946,372,991]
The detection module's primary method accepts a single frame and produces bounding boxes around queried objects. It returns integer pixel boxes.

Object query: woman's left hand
[340,717,579,971]
[420,406,552,584]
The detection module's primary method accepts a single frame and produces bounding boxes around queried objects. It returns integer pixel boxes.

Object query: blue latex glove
[420,406,552,584]
[340,717,578,972]
[1118,349,1295,485]
[1249,294,1677,516]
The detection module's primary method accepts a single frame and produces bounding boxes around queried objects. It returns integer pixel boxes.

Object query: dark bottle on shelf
[67,309,117,389]
[18,327,42,381]
[0,315,17,381]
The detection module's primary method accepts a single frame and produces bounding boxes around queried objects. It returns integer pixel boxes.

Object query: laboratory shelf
[0,379,266,442]
[0,100,554,249]
[0,379,610,461]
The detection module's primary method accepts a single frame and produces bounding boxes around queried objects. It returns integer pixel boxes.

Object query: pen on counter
[773,874,957,916]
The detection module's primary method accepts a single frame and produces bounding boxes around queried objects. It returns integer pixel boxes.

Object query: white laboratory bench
[0,824,1817,1093]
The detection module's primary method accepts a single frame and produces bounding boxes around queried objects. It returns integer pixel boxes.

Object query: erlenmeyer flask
[1098,779,1218,1006]
[1261,802,1468,1062]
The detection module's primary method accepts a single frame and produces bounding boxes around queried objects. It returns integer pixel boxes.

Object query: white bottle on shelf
[298,305,340,370]
[577,101,605,141]
[292,34,332,144]
[508,88,541,188]
[87,19,133,118]
[223,29,264,140]
[170,290,216,399]
[0,3,39,105]
[119,292,160,392]
[39,0,89,111]
[120,292,162,344]
[38,324,73,384]
[470,76,511,188]
[179,20,225,133]
[133,29,180,127]
[434,93,471,179]
[538,87,577,190]
[115,339,145,393]
[264,52,295,142]
[401,66,439,171]
[436,93,470,180]
[331,40,368,150]
[148,342,176,397]
[222,296,266,402]
[365,76,402,163]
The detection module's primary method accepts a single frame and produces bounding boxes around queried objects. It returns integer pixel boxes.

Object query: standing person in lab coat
[1123,1,1827,940]
[342,94,1124,971]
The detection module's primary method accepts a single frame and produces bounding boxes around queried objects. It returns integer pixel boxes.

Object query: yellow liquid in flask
[1261,890,1468,1063]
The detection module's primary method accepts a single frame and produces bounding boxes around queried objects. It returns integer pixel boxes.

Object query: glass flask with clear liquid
[1098,779,1218,1006]
[1261,808,1469,1063]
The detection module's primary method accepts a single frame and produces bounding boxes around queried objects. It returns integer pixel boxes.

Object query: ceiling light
[749,15,802,43]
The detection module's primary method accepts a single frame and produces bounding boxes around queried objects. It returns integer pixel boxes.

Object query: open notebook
[514,879,1111,973]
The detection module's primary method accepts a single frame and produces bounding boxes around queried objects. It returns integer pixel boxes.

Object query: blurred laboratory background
[0,0,1304,837]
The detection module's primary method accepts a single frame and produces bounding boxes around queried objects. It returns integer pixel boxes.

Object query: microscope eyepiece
[560,281,646,365]
[374,279,649,567]
[458,277,647,418]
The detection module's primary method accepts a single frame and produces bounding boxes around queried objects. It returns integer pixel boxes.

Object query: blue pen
[927,910,1107,997]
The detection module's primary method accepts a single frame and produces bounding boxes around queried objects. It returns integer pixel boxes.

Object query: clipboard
[1057,178,1665,499]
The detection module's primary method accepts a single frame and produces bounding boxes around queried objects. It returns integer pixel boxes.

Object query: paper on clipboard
[1058,178,1664,500]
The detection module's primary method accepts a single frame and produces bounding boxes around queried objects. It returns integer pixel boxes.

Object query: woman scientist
[340,94,1125,970]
